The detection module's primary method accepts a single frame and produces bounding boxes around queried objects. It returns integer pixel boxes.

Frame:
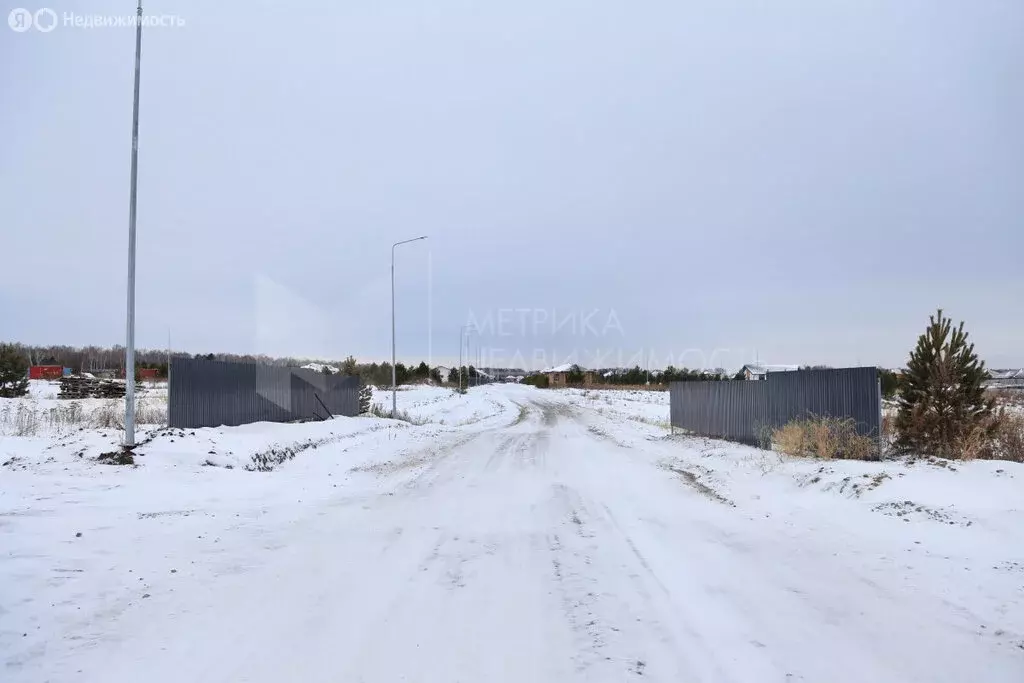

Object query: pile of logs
[59,377,127,400]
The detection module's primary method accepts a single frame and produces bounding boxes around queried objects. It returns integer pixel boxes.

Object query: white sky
[2,1,1021,369]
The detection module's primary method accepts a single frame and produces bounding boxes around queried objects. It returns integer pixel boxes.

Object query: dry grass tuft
[987,411,1024,463]
[366,402,427,425]
[773,416,878,461]
[0,398,167,436]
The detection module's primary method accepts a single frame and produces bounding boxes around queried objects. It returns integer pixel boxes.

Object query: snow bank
[559,387,1024,557]
[369,384,520,427]
[562,387,669,427]
[2,384,1022,681]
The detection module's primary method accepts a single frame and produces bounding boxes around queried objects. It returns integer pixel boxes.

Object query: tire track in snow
[544,481,708,681]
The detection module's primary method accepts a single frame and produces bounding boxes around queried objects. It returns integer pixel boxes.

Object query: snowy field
[1,383,1022,682]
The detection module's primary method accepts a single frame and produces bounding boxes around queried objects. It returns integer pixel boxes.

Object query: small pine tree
[895,309,995,457]
[340,355,357,376]
[879,368,900,400]
[0,343,30,398]
[415,361,430,380]
[567,364,585,385]
[358,384,373,414]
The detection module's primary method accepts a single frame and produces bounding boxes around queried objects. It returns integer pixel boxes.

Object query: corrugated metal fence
[169,357,360,428]
[669,367,880,445]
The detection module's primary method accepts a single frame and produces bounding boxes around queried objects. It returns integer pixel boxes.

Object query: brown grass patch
[773,416,878,461]
[987,411,1024,463]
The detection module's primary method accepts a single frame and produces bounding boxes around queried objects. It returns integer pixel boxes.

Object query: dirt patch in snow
[872,500,973,527]
[585,424,630,448]
[350,453,433,476]
[137,510,195,520]
[247,424,389,471]
[659,462,735,507]
[804,470,891,498]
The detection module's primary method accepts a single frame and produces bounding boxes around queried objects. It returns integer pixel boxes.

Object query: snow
[367,385,518,427]
[26,380,60,400]
[742,363,800,376]
[2,385,1022,682]
[541,363,575,373]
[300,362,339,374]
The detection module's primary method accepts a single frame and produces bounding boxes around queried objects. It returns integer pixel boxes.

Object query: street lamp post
[124,0,144,448]
[391,236,428,418]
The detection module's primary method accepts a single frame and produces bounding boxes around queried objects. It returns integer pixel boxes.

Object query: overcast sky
[2,0,1021,370]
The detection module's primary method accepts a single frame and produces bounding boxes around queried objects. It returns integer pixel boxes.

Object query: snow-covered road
[3,386,1022,682]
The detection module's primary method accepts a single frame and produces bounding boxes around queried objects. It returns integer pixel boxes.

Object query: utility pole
[391,236,428,417]
[124,0,143,448]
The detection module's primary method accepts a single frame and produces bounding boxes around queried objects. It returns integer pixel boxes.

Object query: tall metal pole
[124,0,143,448]
[391,246,395,416]
[391,236,428,417]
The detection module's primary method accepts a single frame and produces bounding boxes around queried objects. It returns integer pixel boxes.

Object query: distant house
[986,369,1024,390]
[543,363,595,387]
[545,363,572,387]
[740,363,800,381]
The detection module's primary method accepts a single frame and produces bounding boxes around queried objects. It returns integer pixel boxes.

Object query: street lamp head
[393,235,430,250]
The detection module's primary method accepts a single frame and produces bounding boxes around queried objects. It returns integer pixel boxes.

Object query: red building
[29,365,64,380]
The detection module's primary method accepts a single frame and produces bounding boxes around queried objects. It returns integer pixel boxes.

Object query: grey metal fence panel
[169,357,360,428]
[670,367,880,445]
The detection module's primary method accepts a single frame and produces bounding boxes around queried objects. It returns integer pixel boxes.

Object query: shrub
[91,401,125,429]
[0,398,166,436]
[983,411,1024,463]
[773,416,878,461]
[0,344,29,398]
[366,401,425,425]
[523,374,549,389]
[134,399,168,425]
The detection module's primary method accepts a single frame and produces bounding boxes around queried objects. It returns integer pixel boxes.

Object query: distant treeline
[3,343,903,398]
[603,365,732,384]
[4,343,189,376]
[2,343,454,385]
